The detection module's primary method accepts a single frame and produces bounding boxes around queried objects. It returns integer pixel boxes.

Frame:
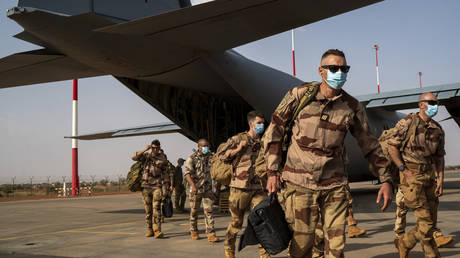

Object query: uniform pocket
[280,186,296,226]
[399,178,423,209]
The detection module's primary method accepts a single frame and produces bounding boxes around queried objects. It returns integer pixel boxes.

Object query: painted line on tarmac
[179,222,205,226]
[65,230,136,235]
[0,221,139,241]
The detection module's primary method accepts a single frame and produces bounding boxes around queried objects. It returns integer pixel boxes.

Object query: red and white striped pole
[418,72,422,88]
[291,29,296,76]
[374,45,381,94]
[72,79,79,196]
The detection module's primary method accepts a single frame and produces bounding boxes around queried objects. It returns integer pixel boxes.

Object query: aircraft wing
[356,83,460,127]
[0,49,105,88]
[65,122,182,140]
[96,0,382,51]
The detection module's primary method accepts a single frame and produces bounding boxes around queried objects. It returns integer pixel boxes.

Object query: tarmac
[1,175,460,258]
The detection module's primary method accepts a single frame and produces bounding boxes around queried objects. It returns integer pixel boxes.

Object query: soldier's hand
[266,174,280,193]
[144,144,152,151]
[191,185,198,195]
[376,182,393,212]
[435,181,443,197]
[170,186,174,192]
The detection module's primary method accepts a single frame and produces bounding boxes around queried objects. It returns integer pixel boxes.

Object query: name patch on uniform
[320,113,329,122]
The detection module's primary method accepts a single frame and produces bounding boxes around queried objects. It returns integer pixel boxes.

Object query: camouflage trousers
[312,186,356,258]
[282,183,348,258]
[398,171,439,257]
[174,184,186,211]
[142,187,162,232]
[394,186,442,237]
[189,191,216,235]
[224,187,269,256]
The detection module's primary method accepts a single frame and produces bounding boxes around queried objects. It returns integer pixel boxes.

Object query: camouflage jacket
[388,113,445,165]
[133,152,170,189]
[218,132,264,190]
[264,82,391,190]
[185,151,213,193]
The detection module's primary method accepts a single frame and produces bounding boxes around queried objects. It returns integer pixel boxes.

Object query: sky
[1,0,460,184]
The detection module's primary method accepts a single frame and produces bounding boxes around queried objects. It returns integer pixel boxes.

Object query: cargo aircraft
[1,0,459,181]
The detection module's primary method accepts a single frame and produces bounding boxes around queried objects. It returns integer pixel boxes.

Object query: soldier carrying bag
[126,159,148,192]
[238,193,292,255]
[210,133,249,185]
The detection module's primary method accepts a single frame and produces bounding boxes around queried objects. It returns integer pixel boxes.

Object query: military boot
[347,225,366,238]
[434,234,453,248]
[191,232,200,240]
[207,234,219,243]
[145,228,154,237]
[394,236,409,258]
[259,248,271,258]
[153,230,164,239]
[225,250,235,258]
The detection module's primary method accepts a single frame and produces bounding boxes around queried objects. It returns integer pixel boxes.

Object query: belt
[406,162,432,173]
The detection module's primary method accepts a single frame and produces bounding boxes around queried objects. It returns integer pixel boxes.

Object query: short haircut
[321,49,346,63]
[151,139,161,146]
[247,110,264,123]
[198,138,209,147]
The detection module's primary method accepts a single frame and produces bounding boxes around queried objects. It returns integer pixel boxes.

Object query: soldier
[174,158,187,212]
[184,139,219,243]
[131,139,170,238]
[394,186,453,248]
[388,92,447,257]
[218,110,270,258]
[264,49,393,258]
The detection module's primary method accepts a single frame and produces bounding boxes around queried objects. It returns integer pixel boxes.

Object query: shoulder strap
[282,82,320,151]
[400,113,419,151]
[292,83,320,122]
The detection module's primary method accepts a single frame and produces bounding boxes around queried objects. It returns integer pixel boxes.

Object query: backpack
[126,159,147,192]
[210,133,249,185]
[238,194,292,255]
[378,113,419,184]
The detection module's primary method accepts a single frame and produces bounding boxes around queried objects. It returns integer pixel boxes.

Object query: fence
[0,175,130,200]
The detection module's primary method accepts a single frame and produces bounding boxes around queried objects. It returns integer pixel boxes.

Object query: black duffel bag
[238,193,292,255]
[162,195,174,218]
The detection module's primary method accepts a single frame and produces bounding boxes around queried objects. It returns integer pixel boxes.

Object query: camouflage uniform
[185,151,216,236]
[394,185,444,240]
[388,113,445,257]
[264,82,391,258]
[174,165,186,211]
[133,152,170,233]
[218,132,269,256]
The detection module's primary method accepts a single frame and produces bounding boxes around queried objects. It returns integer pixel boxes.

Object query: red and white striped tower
[373,45,381,94]
[291,29,296,76]
[419,72,422,88]
[72,79,79,196]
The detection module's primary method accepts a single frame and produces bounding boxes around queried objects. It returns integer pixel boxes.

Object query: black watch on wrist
[399,164,407,172]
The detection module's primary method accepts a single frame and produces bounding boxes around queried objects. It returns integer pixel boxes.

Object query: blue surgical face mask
[254,123,264,135]
[201,146,210,154]
[425,105,438,117]
[325,70,347,89]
